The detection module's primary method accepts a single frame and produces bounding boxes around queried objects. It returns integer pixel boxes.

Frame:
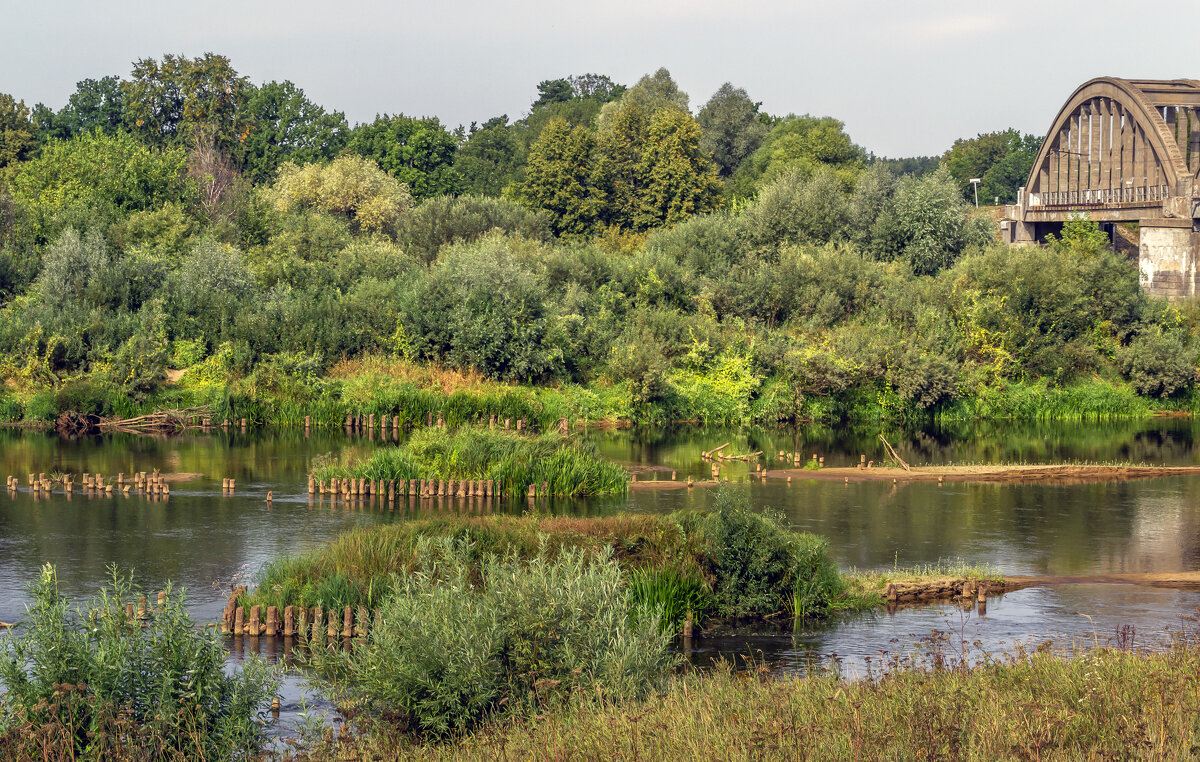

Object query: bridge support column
[1139,218,1200,299]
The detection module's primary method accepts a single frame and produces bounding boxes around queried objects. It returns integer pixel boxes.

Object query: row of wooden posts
[332,413,574,435]
[221,588,379,641]
[308,474,562,499]
[6,471,172,495]
[191,418,249,432]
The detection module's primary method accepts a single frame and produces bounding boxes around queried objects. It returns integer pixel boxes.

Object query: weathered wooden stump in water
[234,606,245,635]
[248,606,262,637]
[311,607,323,642]
[342,606,353,639]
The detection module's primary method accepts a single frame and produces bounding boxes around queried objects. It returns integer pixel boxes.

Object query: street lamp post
[969,178,981,208]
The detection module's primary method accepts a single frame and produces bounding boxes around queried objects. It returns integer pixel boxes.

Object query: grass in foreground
[282,639,1200,761]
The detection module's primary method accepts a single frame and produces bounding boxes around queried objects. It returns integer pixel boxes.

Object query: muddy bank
[766,464,1200,485]
[876,571,1200,609]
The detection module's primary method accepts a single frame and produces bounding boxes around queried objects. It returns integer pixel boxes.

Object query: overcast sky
[3,0,1197,157]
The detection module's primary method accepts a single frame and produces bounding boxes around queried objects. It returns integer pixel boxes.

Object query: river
[2,418,1199,734]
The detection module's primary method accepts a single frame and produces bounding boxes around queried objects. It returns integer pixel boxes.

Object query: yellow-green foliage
[269,155,414,233]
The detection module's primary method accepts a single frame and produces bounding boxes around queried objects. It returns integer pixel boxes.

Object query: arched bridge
[1003,77,1200,298]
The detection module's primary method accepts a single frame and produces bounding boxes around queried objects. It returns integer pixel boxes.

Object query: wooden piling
[282,606,293,637]
[248,605,262,637]
[311,607,323,642]
[234,606,245,635]
[356,606,368,638]
[342,606,353,638]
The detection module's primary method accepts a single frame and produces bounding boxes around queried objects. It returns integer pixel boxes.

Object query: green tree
[532,79,573,109]
[346,114,462,199]
[567,73,625,102]
[37,76,126,143]
[592,103,651,229]
[637,108,723,228]
[456,117,527,196]
[8,130,193,243]
[240,80,348,183]
[941,129,1040,204]
[733,114,865,195]
[621,67,689,114]
[697,83,768,178]
[122,53,251,152]
[0,93,35,168]
[890,167,990,274]
[1045,214,1111,257]
[516,118,598,235]
[597,68,689,130]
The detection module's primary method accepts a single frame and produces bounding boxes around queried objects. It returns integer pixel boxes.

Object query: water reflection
[0,420,1196,642]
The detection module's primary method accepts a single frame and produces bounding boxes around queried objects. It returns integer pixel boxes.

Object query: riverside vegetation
[237,491,870,627]
[311,426,629,497]
[0,57,1194,429]
[0,565,278,761]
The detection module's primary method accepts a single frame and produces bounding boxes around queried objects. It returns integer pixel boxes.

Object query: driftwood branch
[878,434,910,471]
[96,407,215,433]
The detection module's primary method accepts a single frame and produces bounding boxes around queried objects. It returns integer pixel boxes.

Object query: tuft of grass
[312,426,628,497]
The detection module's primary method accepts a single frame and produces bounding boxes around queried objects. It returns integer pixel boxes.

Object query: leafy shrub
[677,491,800,618]
[790,535,848,618]
[311,540,675,737]
[0,565,278,761]
[396,194,551,264]
[269,155,414,234]
[1117,331,1196,398]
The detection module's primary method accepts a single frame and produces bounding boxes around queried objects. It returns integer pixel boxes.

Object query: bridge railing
[1032,185,1169,208]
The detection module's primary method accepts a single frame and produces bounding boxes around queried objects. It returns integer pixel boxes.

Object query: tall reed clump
[0,565,278,761]
[312,426,629,497]
[308,538,677,738]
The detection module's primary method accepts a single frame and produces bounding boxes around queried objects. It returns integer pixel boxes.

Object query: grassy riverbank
[283,641,1200,761]
[0,354,1181,430]
[238,493,876,628]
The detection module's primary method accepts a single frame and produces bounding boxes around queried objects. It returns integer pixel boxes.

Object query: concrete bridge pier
[1139,218,1200,299]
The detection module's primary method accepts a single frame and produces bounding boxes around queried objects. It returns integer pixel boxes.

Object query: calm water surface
[2,418,1199,733]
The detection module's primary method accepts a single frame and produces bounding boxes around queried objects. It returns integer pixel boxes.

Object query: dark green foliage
[1117,330,1196,398]
[678,493,799,618]
[0,59,1193,428]
[240,80,349,183]
[0,566,277,760]
[697,83,768,178]
[455,119,527,196]
[346,114,462,199]
[941,128,1041,204]
[396,194,550,264]
[398,235,565,381]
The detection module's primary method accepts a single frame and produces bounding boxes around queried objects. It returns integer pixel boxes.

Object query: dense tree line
[0,54,1189,423]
